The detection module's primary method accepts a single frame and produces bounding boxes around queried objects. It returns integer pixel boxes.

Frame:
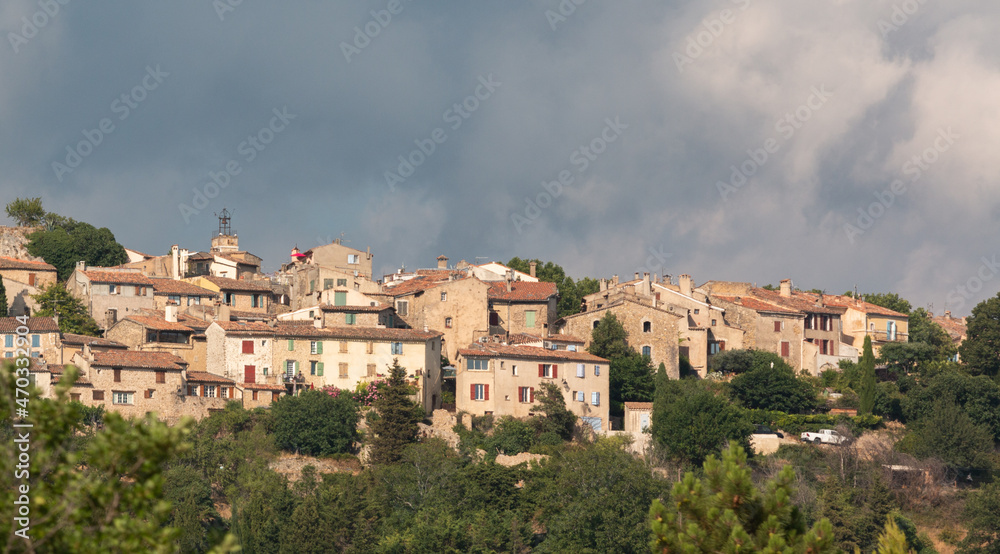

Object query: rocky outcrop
[0,226,40,260]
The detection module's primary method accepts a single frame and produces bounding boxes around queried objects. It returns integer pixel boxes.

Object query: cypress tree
[367,358,420,465]
[0,278,7,317]
[858,335,876,415]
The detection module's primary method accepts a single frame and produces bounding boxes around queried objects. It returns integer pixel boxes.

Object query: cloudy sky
[2,0,998,315]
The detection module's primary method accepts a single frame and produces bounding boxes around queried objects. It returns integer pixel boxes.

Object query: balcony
[281,373,306,385]
[857,329,908,343]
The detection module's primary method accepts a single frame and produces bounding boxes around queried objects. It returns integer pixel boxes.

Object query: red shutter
[529,387,534,403]
[719,341,726,351]
[538,364,544,377]
[774,321,781,332]
[229,387,234,399]
[484,384,489,401]
[552,365,558,379]
[244,365,256,384]
[470,384,476,400]
[781,341,790,357]
[242,340,254,354]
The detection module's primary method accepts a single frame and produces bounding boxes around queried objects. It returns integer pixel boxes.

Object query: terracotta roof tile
[0,257,56,271]
[150,278,218,297]
[91,351,187,370]
[213,321,277,335]
[382,276,448,296]
[80,270,154,285]
[241,383,287,392]
[712,295,801,315]
[750,288,843,315]
[821,295,908,317]
[487,281,558,302]
[457,343,607,363]
[121,315,196,332]
[186,371,235,384]
[0,317,60,333]
[274,323,442,341]
[201,275,272,292]
[624,402,654,410]
[60,333,127,349]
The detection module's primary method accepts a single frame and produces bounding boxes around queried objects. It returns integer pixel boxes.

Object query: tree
[5,197,46,226]
[859,336,877,415]
[898,399,995,468]
[960,294,1000,378]
[908,307,957,361]
[367,358,421,465]
[845,291,912,315]
[709,348,755,374]
[532,382,576,440]
[878,341,938,375]
[0,278,7,317]
[652,377,752,466]
[271,389,359,456]
[26,219,128,280]
[31,282,101,336]
[505,257,598,317]
[649,444,837,553]
[588,311,655,416]
[958,480,1000,553]
[729,355,818,413]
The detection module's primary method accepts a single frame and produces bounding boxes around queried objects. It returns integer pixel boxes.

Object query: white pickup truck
[800,429,847,445]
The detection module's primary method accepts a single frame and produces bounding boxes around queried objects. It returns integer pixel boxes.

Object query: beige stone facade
[455,344,610,431]
[186,275,272,314]
[486,281,559,338]
[623,402,653,434]
[66,266,157,329]
[0,317,60,363]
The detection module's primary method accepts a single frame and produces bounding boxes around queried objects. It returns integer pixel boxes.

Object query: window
[286,360,296,376]
[466,358,489,370]
[391,342,403,355]
[396,301,408,316]
[593,320,600,329]
[712,319,717,326]
[594,365,600,376]
[440,291,447,302]
[694,309,700,315]
[252,390,258,401]
[309,280,315,293]
[471,384,488,401]
[345,313,356,325]
[489,312,500,326]
[538,364,556,378]
[29,351,38,358]
[367,364,376,377]
[642,346,651,357]
[334,291,347,306]
[337,278,347,287]
[709,341,723,355]
[205,386,216,398]
[576,363,585,378]
[4,335,11,348]
[340,341,348,353]
[577,391,585,402]
[887,321,897,341]
[366,341,374,354]
[780,341,790,357]
[310,361,324,376]
[144,389,154,399]
[339,363,349,378]
[188,296,201,306]
[113,369,121,382]
[643,321,651,333]
[30,334,39,348]
[347,254,360,264]
[242,340,254,354]
[445,317,452,328]
[591,392,600,406]
[221,387,229,399]
[27,273,35,286]
[251,294,261,308]
[820,339,831,355]
[774,320,782,332]
[287,339,295,351]
[70,393,80,402]
[3,353,11,358]
[518,386,534,403]
[512,365,518,376]
[168,294,181,305]
[525,310,536,328]
[310,341,323,355]
[155,371,165,384]
[225,292,234,306]
[244,365,256,383]
[112,392,134,405]
[323,278,333,290]
[93,390,105,401]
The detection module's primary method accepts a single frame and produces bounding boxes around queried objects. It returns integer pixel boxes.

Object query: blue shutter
[591,392,600,406]
[576,363,585,378]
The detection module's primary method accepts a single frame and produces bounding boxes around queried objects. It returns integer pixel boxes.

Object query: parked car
[800,429,846,445]
[754,425,784,438]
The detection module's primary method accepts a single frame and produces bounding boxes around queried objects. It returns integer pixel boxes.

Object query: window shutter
[317,341,323,354]
[577,363,584,378]
[530,387,534,403]
[552,365,558,379]
[288,339,294,351]
[538,364,544,378]
[317,362,324,376]
[719,341,726,351]
[294,361,300,375]
[470,384,476,400]
[484,384,489,401]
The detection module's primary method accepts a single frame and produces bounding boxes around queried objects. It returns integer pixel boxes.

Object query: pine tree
[0,278,7,317]
[367,358,420,465]
[859,335,876,415]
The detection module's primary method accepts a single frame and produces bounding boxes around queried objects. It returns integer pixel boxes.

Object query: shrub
[271,389,359,456]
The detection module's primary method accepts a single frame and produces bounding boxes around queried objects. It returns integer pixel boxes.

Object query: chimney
[634,272,640,281]
[529,261,537,278]
[171,245,180,280]
[290,246,301,264]
[642,272,651,296]
[944,311,951,319]
[76,260,86,272]
[780,279,792,297]
[612,274,619,286]
[600,278,607,292]
[165,304,178,323]
[314,316,322,329]
[679,274,692,297]
[437,255,449,269]
[216,304,231,323]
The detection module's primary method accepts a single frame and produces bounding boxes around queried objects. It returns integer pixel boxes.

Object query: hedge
[746,409,882,436]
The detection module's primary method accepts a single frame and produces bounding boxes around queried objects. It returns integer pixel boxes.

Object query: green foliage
[859,336,877,415]
[0,278,7,317]
[709,348,755,374]
[908,307,958,361]
[5,197,46,226]
[162,465,228,553]
[728,352,819,413]
[859,292,913,315]
[960,294,1000,378]
[26,216,128,280]
[31,282,101,336]
[879,341,940,375]
[745,409,881,435]
[902,371,1000,442]
[532,381,577,440]
[652,376,753,466]
[367,358,421,465]
[649,444,837,553]
[487,416,534,455]
[505,257,599,318]
[897,399,995,468]
[588,311,655,416]
[0,363,238,553]
[958,480,1000,553]
[271,389,359,456]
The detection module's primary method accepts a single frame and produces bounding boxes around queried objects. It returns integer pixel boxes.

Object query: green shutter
[317,362,324,376]
[288,339,294,351]
[294,361,299,375]
[334,291,347,306]
[317,341,323,354]
[526,311,536,328]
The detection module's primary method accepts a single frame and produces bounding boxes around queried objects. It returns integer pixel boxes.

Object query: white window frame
[576,363,585,378]
[473,384,485,401]
[541,364,552,378]
[310,341,319,355]
[347,254,360,264]
[205,386,216,398]
[112,391,134,405]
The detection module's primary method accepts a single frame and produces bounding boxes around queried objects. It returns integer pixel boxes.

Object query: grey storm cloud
[2,0,999,315]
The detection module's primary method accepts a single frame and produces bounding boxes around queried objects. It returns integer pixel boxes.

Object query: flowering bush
[354,379,387,407]
[321,385,343,398]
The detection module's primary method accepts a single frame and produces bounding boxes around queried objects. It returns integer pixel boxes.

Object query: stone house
[66,264,156,329]
[455,343,610,431]
[623,401,653,434]
[58,333,128,364]
[0,317,60,362]
[381,275,491,362]
[278,241,378,310]
[0,257,58,316]
[205,320,278,386]
[272,323,444,413]
[486,280,559,338]
[821,294,909,357]
[706,293,807,372]
[149,278,218,311]
[932,311,966,361]
[105,307,210,373]
[186,275,272,314]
